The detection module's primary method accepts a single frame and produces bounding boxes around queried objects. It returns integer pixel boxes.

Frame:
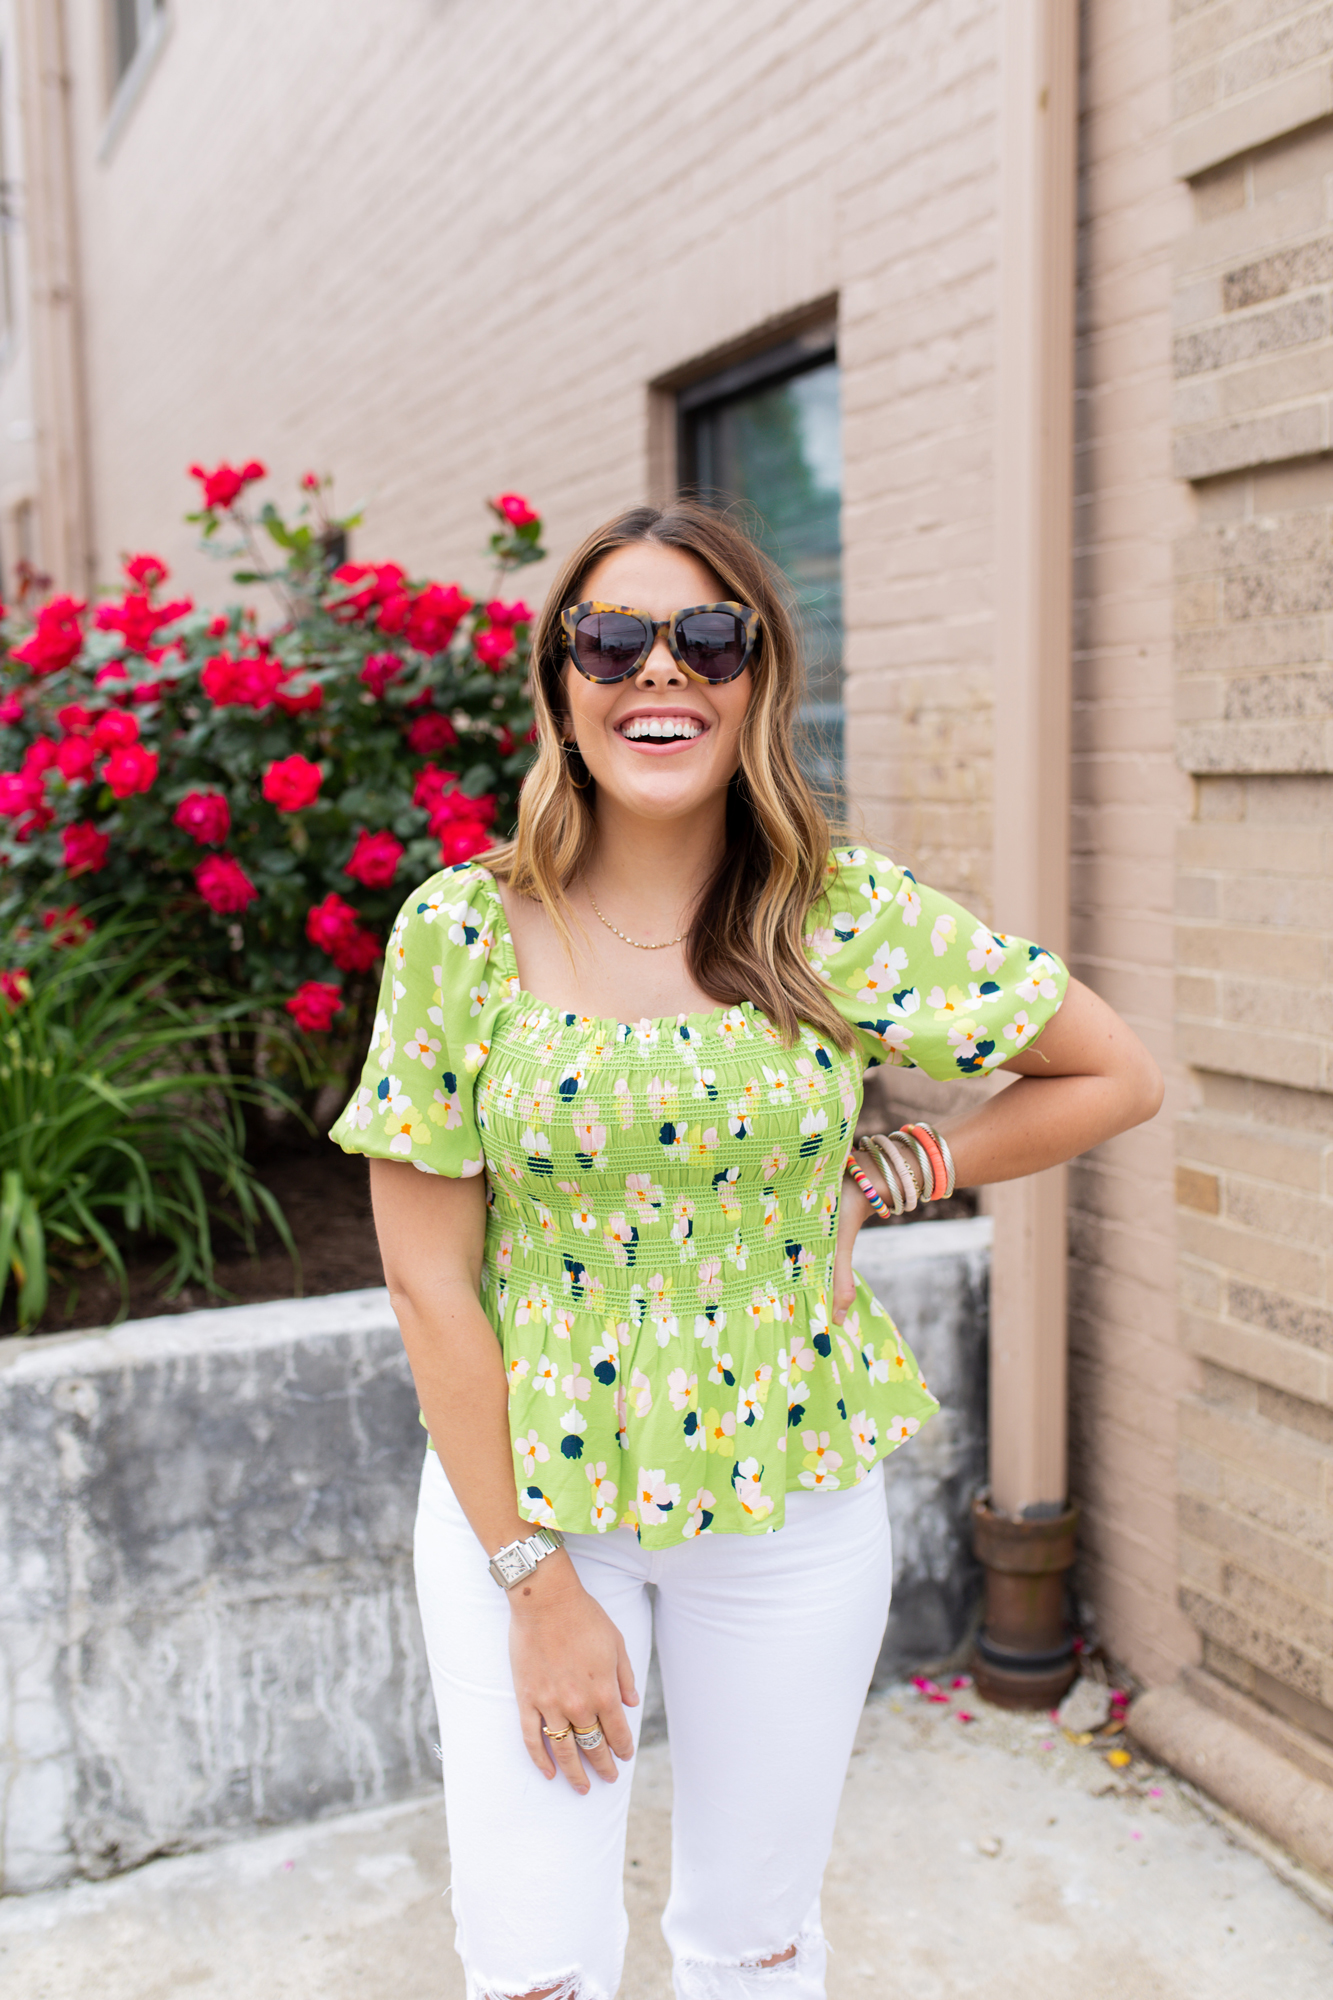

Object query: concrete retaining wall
[854,1217,991,1680]
[1,1219,989,1893]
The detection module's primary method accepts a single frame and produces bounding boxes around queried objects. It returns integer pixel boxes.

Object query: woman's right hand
[508,1551,639,1794]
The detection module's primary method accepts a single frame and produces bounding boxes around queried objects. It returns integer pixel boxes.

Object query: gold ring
[541,1723,572,1741]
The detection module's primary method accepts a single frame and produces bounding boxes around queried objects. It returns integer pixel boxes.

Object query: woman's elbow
[1124,1046,1165,1129]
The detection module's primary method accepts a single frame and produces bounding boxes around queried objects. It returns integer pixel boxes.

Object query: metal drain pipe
[974,0,1080,1709]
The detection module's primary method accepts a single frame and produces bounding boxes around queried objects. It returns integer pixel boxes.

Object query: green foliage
[0,920,302,1332]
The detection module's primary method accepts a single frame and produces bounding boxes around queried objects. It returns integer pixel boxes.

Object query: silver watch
[488,1525,565,1590]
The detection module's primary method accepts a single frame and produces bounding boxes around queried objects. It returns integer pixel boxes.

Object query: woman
[331,503,1161,2000]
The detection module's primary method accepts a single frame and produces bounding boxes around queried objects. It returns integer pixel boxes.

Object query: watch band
[488,1525,566,1590]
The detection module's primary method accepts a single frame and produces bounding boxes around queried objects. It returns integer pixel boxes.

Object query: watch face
[493,1544,531,1585]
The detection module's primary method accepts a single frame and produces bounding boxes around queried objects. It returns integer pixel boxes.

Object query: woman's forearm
[942,1066,1155,1190]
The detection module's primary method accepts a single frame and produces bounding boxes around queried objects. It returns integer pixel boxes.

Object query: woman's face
[560,541,752,827]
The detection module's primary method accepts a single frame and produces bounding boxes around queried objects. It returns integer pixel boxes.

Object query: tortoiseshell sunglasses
[560,600,760,685]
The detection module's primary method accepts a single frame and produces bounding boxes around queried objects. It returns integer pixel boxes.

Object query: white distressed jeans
[414,1450,892,2000]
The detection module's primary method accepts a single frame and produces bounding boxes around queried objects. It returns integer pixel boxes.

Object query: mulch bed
[5,1145,385,1339]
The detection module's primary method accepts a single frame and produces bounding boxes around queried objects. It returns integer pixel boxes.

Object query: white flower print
[647,1075,678,1117]
[626,1173,664,1223]
[552,1307,577,1342]
[533,1354,560,1395]
[799,1105,828,1143]
[570,1202,597,1235]
[469,981,490,1018]
[763,1065,792,1107]
[885,1414,921,1444]
[896,880,922,925]
[966,925,1007,976]
[464,1040,489,1071]
[696,1257,723,1303]
[604,1213,636,1267]
[560,1403,588,1436]
[516,1429,549,1478]
[519,1488,558,1528]
[635,1468,680,1527]
[716,1007,750,1041]
[572,1106,607,1166]
[859,873,888,918]
[348,1085,374,1131]
[680,1487,715,1538]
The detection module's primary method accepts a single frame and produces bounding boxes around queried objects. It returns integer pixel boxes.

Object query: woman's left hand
[831,1172,872,1326]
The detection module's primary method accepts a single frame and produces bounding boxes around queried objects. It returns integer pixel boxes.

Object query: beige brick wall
[1172,20,1333,1755]
[1068,0,1201,1685]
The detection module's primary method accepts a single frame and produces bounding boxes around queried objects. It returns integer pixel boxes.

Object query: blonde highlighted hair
[488,501,855,1053]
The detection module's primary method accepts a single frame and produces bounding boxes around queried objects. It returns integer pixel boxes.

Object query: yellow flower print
[430,1082,463,1129]
[929,911,956,957]
[1016,951,1061,1004]
[715,1007,750,1042]
[464,1040,489,1071]
[896,880,922,926]
[628,1367,654,1418]
[515,1287,553,1331]
[506,1356,530,1395]
[762,1189,781,1241]
[382,1088,428,1157]
[701,1405,737,1455]
[850,942,910,1007]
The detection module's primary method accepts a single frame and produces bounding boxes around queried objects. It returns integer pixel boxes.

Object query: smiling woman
[329,502,1162,2000]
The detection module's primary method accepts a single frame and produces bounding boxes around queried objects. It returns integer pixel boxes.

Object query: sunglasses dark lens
[675,611,749,681]
[572,612,650,679]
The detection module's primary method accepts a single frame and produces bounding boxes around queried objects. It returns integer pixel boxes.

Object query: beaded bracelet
[860,1136,905,1215]
[845,1151,890,1217]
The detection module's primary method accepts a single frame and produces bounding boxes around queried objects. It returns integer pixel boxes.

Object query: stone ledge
[1130,1670,1333,1889]
[1173,66,1333,183]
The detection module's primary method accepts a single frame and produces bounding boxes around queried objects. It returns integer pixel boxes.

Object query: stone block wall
[1172,2,1333,1768]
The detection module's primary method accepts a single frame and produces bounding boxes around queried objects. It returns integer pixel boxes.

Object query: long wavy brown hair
[487,501,855,1052]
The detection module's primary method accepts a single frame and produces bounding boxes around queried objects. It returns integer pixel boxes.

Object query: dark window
[679,337,843,793]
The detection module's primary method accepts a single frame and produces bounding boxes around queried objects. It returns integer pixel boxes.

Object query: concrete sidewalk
[2,1683,1330,1999]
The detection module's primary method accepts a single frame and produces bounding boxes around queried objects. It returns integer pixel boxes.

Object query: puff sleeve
[329,864,506,1176]
[807,848,1069,1079]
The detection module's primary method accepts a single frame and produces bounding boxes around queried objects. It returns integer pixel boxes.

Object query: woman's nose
[635,635,684,685]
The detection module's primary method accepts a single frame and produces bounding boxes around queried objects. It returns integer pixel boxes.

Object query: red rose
[331,926,383,974]
[305,892,360,956]
[92,709,139,751]
[412,763,454,810]
[195,853,259,913]
[42,905,94,948]
[63,822,110,875]
[102,743,159,798]
[406,711,458,755]
[474,627,515,670]
[11,596,86,675]
[0,694,22,726]
[131,680,164,704]
[94,661,130,688]
[55,734,97,781]
[524,722,539,744]
[427,783,495,833]
[95,592,192,654]
[23,737,59,775]
[492,493,538,528]
[360,651,403,699]
[262,754,323,813]
[123,553,168,590]
[438,819,490,866]
[173,790,231,845]
[483,599,534,627]
[208,614,229,639]
[344,828,403,888]
[285,980,344,1032]
[274,673,323,715]
[405,582,471,656]
[189,460,266,511]
[330,562,410,629]
[300,471,320,492]
[0,770,45,818]
[56,703,92,732]
[0,968,30,1008]
[497,727,515,757]
[200,651,284,709]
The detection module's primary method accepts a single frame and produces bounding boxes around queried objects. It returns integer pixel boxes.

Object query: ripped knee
[751,1945,797,1969]
[481,1978,586,2000]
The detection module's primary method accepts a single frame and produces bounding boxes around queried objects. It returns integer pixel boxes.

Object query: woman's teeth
[619,717,703,740]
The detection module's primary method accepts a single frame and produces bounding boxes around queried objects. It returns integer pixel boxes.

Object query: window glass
[682,352,843,794]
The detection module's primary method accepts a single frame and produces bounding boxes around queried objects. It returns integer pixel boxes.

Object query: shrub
[0,918,302,1331]
[0,467,544,1100]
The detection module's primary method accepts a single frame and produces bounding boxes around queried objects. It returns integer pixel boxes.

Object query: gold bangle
[860,1136,904,1215]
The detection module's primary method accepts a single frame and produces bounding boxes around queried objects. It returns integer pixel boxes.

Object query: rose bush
[0,465,543,1106]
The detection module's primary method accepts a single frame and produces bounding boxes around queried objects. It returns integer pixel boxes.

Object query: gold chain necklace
[586,887,687,952]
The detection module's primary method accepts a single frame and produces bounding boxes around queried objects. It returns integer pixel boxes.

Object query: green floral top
[330,849,1067,1548]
